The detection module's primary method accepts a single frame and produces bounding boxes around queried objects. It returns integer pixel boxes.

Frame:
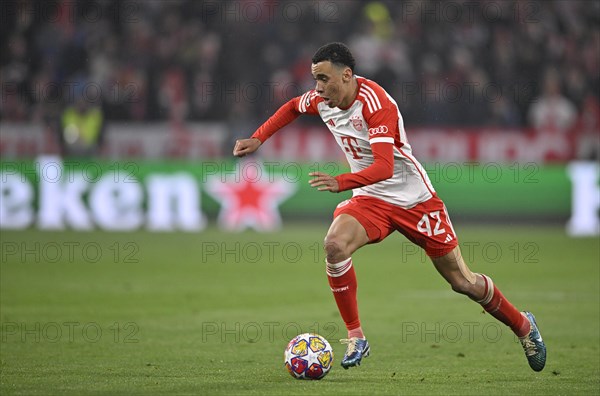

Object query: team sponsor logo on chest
[350,115,364,131]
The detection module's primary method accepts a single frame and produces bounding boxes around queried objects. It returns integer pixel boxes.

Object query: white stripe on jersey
[370,137,395,144]
[299,91,318,113]
[358,91,374,113]
[299,92,309,113]
[359,87,379,111]
[398,146,436,195]
[361,84,382,110]
[443,204,456,236]
[359,87,381,114]
[309,91,317,110]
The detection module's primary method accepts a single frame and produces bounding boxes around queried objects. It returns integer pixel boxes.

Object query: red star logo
[205,162,296,231]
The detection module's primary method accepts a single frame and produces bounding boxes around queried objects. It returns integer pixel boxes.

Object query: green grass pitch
[1,224,599,395]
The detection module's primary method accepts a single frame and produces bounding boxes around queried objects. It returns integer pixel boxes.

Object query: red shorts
[333,194,458,258]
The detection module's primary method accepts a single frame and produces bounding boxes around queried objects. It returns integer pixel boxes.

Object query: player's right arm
[233,91,319,157]
[233,137,262,157]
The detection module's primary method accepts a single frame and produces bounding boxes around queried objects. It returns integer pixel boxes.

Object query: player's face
[311,61,353,108]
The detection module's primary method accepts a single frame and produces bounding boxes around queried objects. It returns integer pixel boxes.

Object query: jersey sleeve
[295,90,320,116]
[335,142,394,191]
[361,84,397,146]
[251,90,320,143]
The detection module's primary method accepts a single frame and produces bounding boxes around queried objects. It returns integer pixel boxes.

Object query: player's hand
[308,172,339,193]
[233,138,262,157]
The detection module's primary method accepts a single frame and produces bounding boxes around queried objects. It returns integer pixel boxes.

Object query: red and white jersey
[296,76,435,208]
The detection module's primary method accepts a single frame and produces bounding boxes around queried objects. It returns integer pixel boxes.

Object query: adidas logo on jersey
[445,234,454,243]
[327,119,335,127]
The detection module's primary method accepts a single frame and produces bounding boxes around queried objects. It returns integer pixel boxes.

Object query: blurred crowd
[1,0,599,135]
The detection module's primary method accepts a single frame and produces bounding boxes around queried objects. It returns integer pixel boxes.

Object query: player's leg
[325,197,394,369]
[324,213,371,368]
[324,213,369,263]
[431,246,529,333]
[431,245,546,371]
[391,194,546,371]
[393,193,530,336]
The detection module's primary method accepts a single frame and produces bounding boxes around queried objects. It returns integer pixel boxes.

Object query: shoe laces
[340,338,360,355]
[520,336,537,356]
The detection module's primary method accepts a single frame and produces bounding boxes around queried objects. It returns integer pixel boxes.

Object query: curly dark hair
[312,42,356,72]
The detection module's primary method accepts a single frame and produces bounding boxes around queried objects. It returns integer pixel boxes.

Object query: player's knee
[450,277,477,297]
[323,235,349,263]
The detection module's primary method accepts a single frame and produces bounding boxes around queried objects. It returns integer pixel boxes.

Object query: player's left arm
[308,141,393,192]
[312,104,396,193]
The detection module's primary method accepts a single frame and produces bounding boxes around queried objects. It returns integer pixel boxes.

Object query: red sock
[478,274,530,337]
[326,258,364,337]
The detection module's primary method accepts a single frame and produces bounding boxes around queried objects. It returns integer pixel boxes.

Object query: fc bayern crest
[350,115,363,131]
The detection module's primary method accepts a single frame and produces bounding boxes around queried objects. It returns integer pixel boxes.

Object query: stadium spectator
[58,83,105,157]
[528,67,577,133]
[1,34,29,121]
[0,0,597,130]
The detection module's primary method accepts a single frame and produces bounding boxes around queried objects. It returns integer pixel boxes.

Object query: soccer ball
[284,333,333,380]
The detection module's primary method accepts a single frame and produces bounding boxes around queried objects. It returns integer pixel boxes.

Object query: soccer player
[233,42,546,372]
